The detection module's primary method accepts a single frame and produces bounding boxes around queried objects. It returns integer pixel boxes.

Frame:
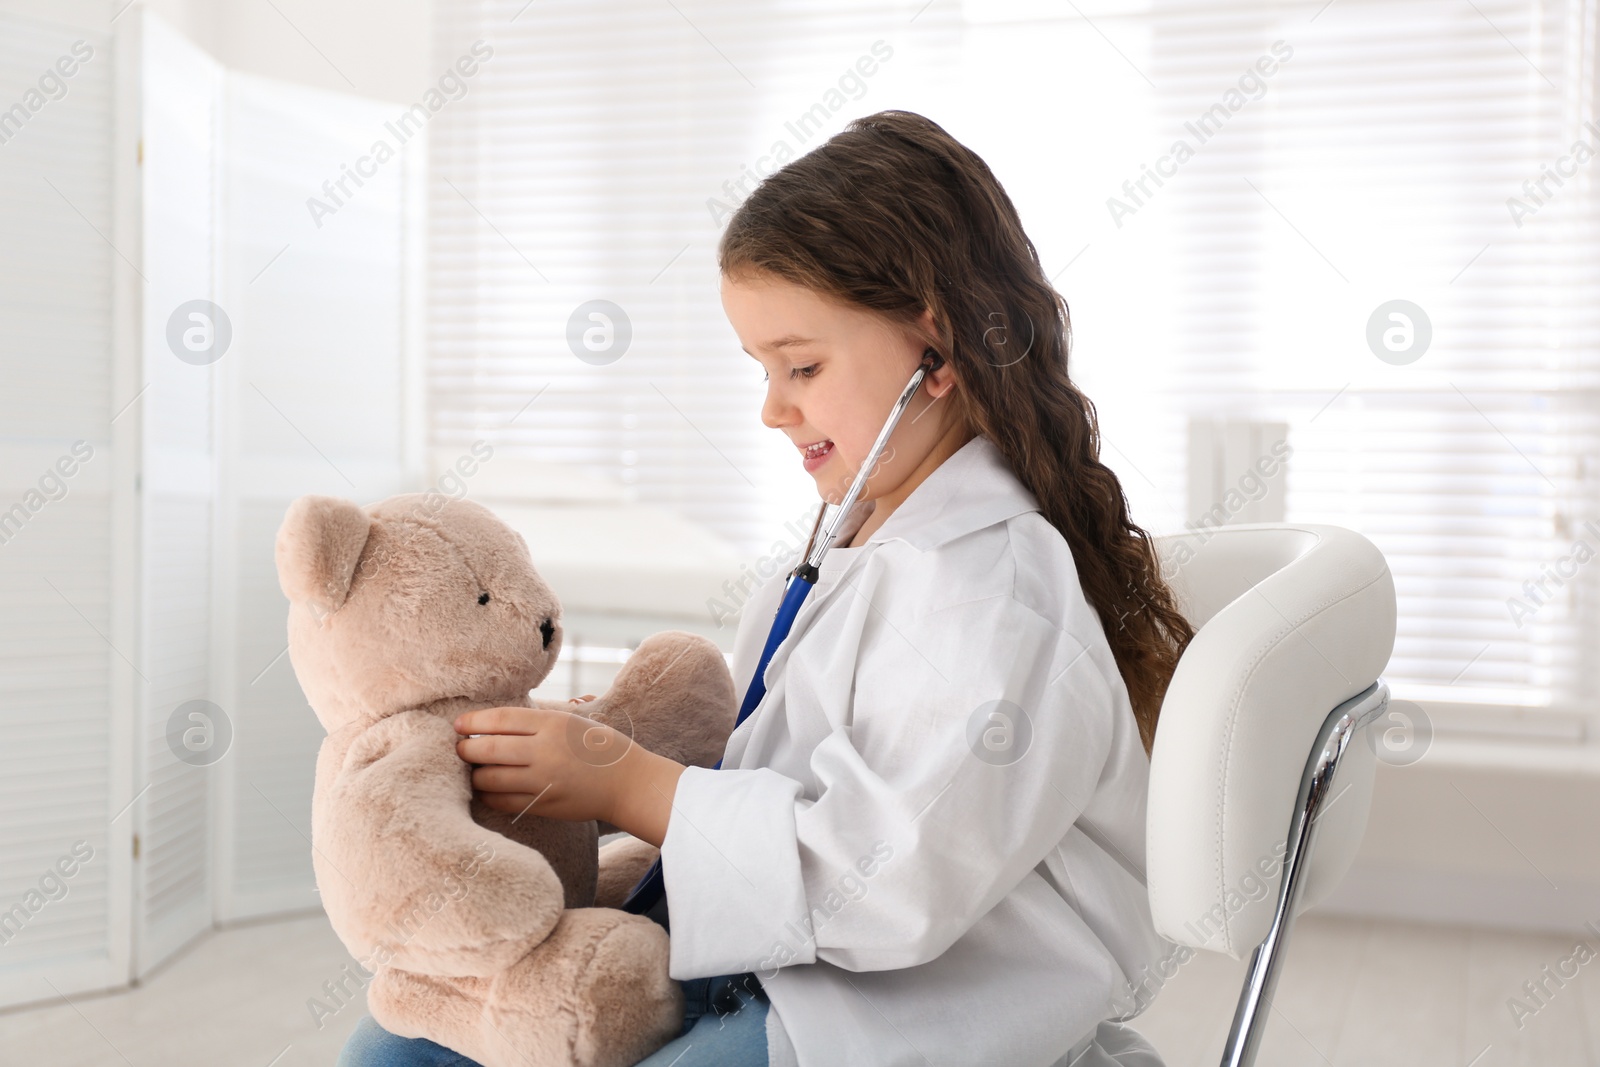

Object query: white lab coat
[658,433,1174,1067]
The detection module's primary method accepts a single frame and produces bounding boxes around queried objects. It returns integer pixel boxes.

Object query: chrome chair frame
[1218,678,1391,1067]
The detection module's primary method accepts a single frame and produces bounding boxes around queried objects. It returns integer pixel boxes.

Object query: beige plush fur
[274,492,737,1067]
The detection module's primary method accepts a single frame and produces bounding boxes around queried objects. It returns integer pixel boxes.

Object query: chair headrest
[1146,523,1396,958]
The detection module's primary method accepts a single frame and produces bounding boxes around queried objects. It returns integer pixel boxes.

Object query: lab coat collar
[851,432,1041,552]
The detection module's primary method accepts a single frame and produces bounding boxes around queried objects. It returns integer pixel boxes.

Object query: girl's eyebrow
[743,335,818,354]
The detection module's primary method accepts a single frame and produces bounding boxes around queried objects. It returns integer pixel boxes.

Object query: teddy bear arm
[534,632,737,771]
[593,835,661,910]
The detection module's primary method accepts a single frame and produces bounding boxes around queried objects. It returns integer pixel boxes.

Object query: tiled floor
[0,910,1595,1066]
[0,911,365,1067]
[1134,913,1600,1067]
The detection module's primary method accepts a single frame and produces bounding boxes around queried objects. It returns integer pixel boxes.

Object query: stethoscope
[620,348,944,917]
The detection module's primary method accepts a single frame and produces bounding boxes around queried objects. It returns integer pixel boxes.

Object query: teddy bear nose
[540,617,555,650]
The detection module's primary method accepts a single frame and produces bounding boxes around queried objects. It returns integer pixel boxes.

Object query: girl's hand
[453,706,685,846]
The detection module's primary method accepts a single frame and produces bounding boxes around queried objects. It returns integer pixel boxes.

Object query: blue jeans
[335,972,769,1067]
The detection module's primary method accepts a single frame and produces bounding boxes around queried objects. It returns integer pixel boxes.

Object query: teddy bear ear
[274,495,375,619]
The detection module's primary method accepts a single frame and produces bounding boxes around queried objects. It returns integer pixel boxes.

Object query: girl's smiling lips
[799,438,835,471]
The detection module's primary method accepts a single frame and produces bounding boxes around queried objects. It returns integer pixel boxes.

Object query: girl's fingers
[454,705,550,735]
[469,764,539,793]
[478,791,543,815]
[456,734,522,764]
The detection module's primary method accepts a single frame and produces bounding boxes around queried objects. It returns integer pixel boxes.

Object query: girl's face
[720,270,966,508]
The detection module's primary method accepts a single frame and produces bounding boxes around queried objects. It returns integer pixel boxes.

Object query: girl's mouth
[801,439,834,472]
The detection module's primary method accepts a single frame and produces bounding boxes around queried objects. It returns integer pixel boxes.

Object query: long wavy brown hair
[718,109,1194,757]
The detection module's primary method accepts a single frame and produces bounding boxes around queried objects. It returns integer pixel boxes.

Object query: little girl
[339,110,1193,1067]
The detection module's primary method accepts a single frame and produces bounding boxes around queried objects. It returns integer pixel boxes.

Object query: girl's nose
[761,384,797,429]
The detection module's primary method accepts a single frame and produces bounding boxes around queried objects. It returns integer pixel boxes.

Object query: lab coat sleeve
[660,764,812,977]
[660,587,1118,978]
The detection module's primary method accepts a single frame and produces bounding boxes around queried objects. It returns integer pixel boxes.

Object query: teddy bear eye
[477,592,491,605]
[540,617,555,649]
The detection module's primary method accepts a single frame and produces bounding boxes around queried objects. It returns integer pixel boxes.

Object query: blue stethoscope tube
[619,350,941,918]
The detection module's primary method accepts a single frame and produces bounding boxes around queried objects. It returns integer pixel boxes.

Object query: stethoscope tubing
[619,352,940,916]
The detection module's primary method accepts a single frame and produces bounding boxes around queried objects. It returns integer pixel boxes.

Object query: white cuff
[660,765,812,978]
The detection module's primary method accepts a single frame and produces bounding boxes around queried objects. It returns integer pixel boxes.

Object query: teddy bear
[273,491,738,1067]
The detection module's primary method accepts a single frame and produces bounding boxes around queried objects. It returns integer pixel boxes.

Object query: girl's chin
[814,472,864,506]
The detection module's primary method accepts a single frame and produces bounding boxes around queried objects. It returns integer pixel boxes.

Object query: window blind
[426,0,959,553]
[428,0,1598,716]
[1141,0,1599,714]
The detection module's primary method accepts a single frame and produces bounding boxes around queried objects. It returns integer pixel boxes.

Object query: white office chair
[1145,523,1397,1067]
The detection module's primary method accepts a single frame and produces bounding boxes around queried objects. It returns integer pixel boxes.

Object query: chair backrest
[1145,523,1396,959]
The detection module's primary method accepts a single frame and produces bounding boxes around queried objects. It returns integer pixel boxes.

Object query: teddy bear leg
[366,968,493,1055]
[477,908,684,1067]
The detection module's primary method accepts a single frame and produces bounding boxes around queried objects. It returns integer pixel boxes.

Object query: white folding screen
[135,11,222,978]
[139,5,421,940]
[0,7,419,1008]
[211,63,422,921]
[0,10,126,1007]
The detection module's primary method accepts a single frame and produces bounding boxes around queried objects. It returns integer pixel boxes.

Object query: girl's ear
[923,348,957,398]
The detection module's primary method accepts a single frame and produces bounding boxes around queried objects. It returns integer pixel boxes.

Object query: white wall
[0,0,433,105]
[146,0,432,105]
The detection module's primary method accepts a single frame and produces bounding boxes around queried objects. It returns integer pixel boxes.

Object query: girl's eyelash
[763,364,819,382]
